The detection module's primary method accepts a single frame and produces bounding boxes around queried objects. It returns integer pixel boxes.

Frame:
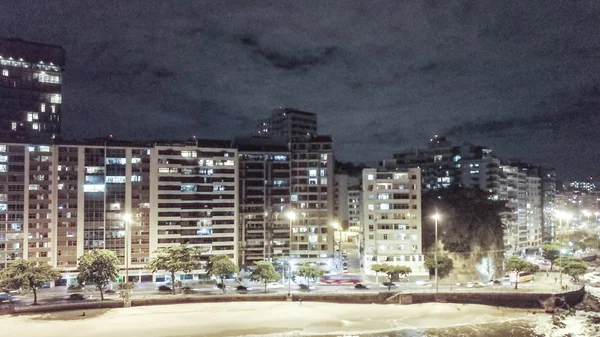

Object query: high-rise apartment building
[234,137,291,267]
[259,108,318,140]
[0,38,65,140]
[387,136,554,254]
[0,139,239,284]
[361,168,426,276]
[150,141,239,267]
[289,135,335,271]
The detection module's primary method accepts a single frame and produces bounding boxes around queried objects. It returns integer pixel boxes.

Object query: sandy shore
[0,302,535,337]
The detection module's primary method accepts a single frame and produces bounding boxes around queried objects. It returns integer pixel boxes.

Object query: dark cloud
[0,0,599,179]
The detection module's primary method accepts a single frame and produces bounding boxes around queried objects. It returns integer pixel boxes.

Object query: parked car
[354,283,369,289]
[488,279,502,285]
[158,285,172,292]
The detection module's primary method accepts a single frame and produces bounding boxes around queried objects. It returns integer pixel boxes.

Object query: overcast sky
[1,0,599,180]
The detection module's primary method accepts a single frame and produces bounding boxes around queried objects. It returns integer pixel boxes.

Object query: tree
[250,261,281,293]
[557,231,600,251]
[504,255,537,290]
[424,255,454,280]
[0,260,59,305]
[147,245,201,295]
[542,244,563,271]
[206,254,238,293]
[558,257,588,283]
[561,259,588,282]
[370,263,386,284]
[421,187,508,254]
[77,250,120,300]
[371,263,412,290]
[296,263,324,288]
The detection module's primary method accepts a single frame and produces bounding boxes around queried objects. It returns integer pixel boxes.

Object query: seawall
[1,287,586,315]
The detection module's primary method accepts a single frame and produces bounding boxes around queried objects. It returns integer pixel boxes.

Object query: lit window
[29,184,39,190]
[380,203,390,210]
[132,175,142,182]
[367,174,374,180]
[51,105,56,113]
[32,123,39,130]
[83,184,105,193]
[11,122,16,131]
[105,176,126,183]
[309,169,317,177]
[27,113,33,122]
[131,157,141,164]
[0,164,6,172]
[0,145,5,152]
[2,69,7,76]
[0,155,6,162]
[41,104,46,112]
[39,146,50,152]
[50,94,61,104]
[181,150,197,158]
[368,204,374,211]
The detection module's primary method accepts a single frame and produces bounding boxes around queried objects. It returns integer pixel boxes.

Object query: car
[158,285,172,292]
[0,293,13,304]
[266,282,284,289]
[467,281,485,288]
[64,293,88,301]
[298,284,315,291]
[236,285,251,293]
[354,283,369,289]
[488,279,502,285]
[415,280,432,286]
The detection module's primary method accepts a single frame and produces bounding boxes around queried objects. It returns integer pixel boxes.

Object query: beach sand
[0,302,534,337]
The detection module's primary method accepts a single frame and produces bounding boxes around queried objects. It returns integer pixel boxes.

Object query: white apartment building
[0,139,239,284]
[361,168,426,276]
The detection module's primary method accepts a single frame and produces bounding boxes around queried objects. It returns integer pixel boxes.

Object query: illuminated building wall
[361,168,426,276]
[150,141,239,270]
[0,38,65,140]
[235,138,291,267]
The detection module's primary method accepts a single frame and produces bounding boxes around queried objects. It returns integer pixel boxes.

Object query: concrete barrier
[2,287,587,315]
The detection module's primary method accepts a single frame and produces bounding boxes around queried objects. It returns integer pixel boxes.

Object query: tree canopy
[559,258,588,283]
[371,263,412,290]
[424,255,454,280]
[147,245,202,294]
[421,187,507,253]
[0,260,59,305]
[250,261,281,293]
[296,263,324,287]
[542,244,564,271]
[504,255,538,289]
[557,230,600,251]
[206,254,238,293]
[77,249,120,300]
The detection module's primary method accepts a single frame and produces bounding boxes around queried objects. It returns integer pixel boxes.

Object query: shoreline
[0,301,542,337]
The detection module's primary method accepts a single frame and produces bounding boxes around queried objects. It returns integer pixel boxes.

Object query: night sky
[1,1,599,180]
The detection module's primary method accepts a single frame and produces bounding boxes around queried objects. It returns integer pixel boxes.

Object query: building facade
[0,139,239,284]
[0,38,65,140]
[235,138,291,267]
[361,168,426,276]
[260,108,318,140]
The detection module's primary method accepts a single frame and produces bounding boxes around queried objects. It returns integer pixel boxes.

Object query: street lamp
[559,248,567,288]
[331,221,342,272]
[122,213,132,284]
[285,211,296,296]
[432,213,441,294]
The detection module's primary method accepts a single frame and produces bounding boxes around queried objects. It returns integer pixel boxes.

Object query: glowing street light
[431,212,441,294]
[122,213,132,284]
[285,210,296,296]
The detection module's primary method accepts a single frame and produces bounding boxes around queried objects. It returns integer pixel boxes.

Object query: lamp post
[332,221,341,272]
[559,248,567,288]
[285,211,296,296]
[122,213,132,284]
[432,213,441,294]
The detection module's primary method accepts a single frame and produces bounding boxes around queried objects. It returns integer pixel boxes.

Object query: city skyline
[1,1,599,180]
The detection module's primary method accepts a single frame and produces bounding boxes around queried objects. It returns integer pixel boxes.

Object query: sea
[230,312,600,337]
